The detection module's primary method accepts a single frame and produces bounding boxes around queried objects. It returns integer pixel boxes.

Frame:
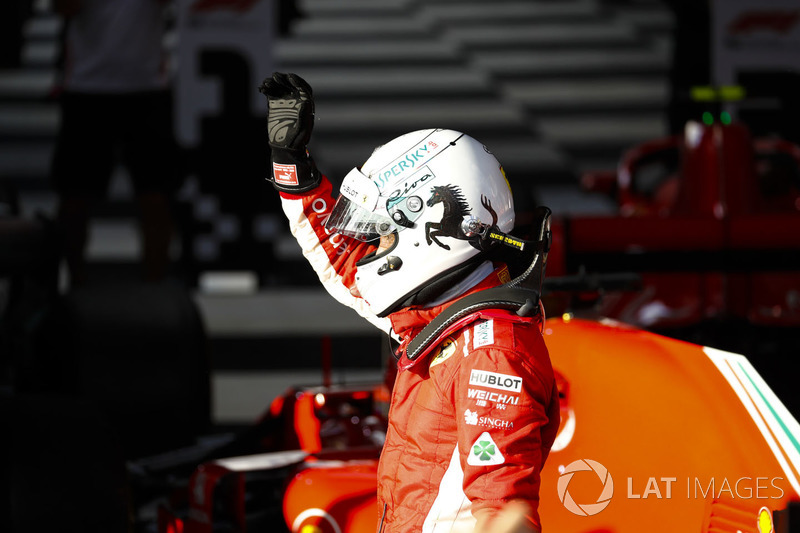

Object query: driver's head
[326,129,515,316]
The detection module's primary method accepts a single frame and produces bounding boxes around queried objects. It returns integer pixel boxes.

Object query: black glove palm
[260,72,314,150]
[259,72,320,192]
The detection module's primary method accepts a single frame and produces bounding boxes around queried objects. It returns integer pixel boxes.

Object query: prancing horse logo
[425,185,497,250]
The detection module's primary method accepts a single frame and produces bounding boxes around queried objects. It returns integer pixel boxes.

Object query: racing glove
[258,72,321,193]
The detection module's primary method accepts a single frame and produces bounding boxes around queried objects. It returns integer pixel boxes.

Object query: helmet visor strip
[326,167,397,242]
[326,167,428,241]
[327,198,396,241]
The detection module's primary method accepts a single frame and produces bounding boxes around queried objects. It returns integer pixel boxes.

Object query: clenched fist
[259,72,320,193]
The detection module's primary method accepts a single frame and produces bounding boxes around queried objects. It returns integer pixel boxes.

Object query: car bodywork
[145,315,800,533]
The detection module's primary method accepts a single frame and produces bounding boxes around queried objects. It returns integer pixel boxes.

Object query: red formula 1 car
[549,116,800,335]
[130,113,800,533]
[140,311,800,533]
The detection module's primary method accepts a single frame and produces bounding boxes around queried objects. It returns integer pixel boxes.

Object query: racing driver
[259,72,560,533]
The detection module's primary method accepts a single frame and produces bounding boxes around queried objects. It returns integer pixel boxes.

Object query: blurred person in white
[51,0,180,287]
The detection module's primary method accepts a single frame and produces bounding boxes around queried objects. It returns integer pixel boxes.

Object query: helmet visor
[327,196,397,241]
[326,167,397,242]
[326,167,429,242]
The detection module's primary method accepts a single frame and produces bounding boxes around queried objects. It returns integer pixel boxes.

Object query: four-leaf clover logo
[467,432,505,466]
[473,440,496,461]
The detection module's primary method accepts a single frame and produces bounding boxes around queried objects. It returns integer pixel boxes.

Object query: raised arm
[259,72,392,333]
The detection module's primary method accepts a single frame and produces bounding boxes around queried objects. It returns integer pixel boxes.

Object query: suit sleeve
[278,177,393,334]
[452,326,557,529]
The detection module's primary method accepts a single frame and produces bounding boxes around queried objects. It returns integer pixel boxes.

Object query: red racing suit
[278,176,560,532]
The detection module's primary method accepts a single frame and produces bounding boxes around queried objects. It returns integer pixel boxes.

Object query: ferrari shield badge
[430,337,457,368]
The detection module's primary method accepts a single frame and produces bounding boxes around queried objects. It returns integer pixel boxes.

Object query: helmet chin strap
[425,260,495,307]
[380,253,490,316]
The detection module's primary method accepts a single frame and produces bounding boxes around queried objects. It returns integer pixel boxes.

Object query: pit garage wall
[173,0,282,287]
[175,0,275,149]
[712,0,800,143]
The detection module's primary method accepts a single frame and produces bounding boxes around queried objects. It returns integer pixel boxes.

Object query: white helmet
[326,129,515,316]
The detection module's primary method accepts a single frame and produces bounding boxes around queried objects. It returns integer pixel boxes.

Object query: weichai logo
[467,388,520,405]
